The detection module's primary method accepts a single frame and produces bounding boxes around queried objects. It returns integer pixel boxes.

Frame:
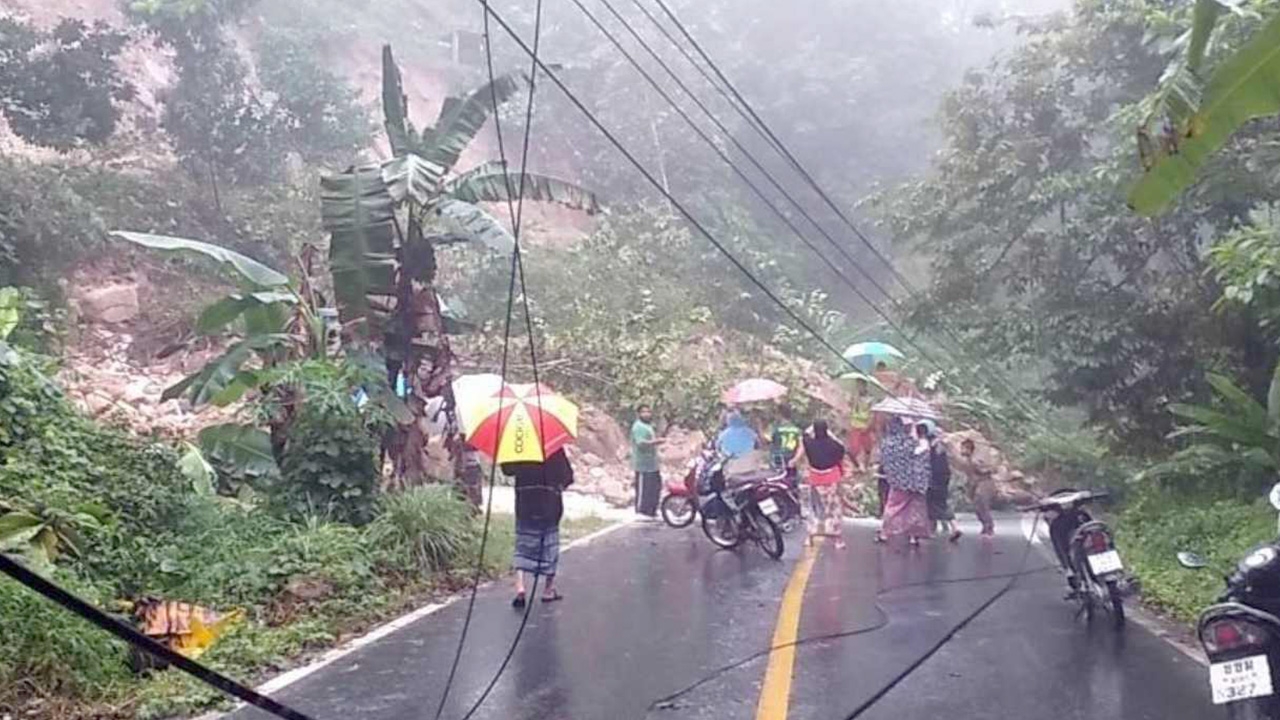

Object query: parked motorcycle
[660,447,711,528]
[697,457,785,559]
[1176,483,1280,718]
[1025,488,1127,628]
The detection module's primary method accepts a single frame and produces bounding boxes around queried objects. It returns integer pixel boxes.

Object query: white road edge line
[201,516,635,719]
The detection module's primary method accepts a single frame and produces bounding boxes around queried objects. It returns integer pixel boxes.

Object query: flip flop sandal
[512,593,527,609]
[950,530,963,542]
[541,591,564,603]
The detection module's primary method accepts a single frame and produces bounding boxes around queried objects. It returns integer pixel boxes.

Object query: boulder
[80,283,140,324]
[577,406,629,463]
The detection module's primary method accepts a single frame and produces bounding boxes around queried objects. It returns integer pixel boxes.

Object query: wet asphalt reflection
[229,514,1214,720]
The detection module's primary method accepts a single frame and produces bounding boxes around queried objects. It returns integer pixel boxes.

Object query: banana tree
[321,45,600,492]
[1141,364,1280,488]
[1130,1,1280,215]
[111,231,327,467]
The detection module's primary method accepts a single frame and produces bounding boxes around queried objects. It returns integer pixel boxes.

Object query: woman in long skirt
[878,416,932,547]
[502,449,574,607]
[802,420,847,549]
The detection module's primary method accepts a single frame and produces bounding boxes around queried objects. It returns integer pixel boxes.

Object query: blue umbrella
[842,341,906,372]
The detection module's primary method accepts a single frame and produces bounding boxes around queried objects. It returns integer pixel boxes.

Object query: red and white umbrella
[722,378,788,404]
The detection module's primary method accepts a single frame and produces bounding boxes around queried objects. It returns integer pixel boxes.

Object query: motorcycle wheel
[1105,580,1125,629]
[661,494,697,528]
[779,494,802,534]
[702,513,744,549]
[749,509,785,560]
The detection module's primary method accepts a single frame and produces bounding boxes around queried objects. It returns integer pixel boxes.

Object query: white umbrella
[871,396,942,420]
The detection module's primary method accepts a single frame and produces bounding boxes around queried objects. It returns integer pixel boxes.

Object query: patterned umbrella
[722,378,788,404]
[454,379,578,464]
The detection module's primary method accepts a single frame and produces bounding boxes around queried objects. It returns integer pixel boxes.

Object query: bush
[0,159,105,289]
[0,569,130,701]
[367,486,477,574]
[268,361,389,526]
[1116,484,1277,622]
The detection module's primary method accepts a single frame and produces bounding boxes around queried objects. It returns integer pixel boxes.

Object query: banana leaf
[383,153,446,206]
[1130,9,1280,216]
[112,232,289,288]
[1169,402,1274,448]
[420,71,525,173]
[196,291,296,336]
[0,287,20,340]
[162,334,291,406]
[321,164,397,332]
[444,166,601,214]
[1206,372,1270,429]
[434,199,515,252]
[381,45,416,156]
[198,423,277,477]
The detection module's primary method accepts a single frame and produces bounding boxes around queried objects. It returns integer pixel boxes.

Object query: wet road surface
[230,514,1214,720]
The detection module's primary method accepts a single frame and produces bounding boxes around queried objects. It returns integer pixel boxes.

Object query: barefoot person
[960,438,997,537]
[803,420,848,548]
[503,449,573,607]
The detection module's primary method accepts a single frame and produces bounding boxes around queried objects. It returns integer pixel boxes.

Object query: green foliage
[0,571,130,699]
[269,360,390,525]
[254,25,372,166]
[366,486,476,573]
[1141,366,1280,496]
[873,2,1268,452]
[0,158,105,289]
[0,17,134,151]
[1116,484,1277,621]
[1131,4,1280,215]
[1209,204,1280,333]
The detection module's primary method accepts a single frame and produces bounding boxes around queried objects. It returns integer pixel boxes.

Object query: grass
[133,511,618,719]
[1114,486,1276,623]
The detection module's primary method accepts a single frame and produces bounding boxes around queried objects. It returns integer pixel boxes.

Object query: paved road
[230,514,1214,720]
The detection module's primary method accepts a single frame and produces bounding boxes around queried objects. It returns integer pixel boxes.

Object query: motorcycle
[697,457,785,559]
[660,447,712,528]
[1025,488,1127,628]
[1176,483,1280,718]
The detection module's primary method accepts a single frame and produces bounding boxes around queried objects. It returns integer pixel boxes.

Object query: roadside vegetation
[7,0,1280,715]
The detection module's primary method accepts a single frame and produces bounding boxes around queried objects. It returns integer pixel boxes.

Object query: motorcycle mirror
[1269,482,1280,511]
[1176,551,1209,569]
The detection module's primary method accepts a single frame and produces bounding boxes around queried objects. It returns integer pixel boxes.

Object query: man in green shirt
[769,405,803,486]
[630,404,664,519]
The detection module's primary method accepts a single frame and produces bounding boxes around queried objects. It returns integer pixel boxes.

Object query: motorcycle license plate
[1210,655,1274,705]
[1087,550,1123,576]
[757,498,779,516]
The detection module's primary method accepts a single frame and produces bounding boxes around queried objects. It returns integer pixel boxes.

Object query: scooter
[1177,483,1280,718]
[1025,489,1127,628]
[697,457,785,559]
[660,447,711,528]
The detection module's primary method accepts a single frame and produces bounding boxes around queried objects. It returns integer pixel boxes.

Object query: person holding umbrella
[452,378,580,607]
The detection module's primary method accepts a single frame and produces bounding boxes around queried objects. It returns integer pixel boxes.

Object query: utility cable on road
[647,535,1056,713]
[432,0,551,717]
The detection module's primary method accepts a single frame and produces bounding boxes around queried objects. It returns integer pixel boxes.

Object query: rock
[577,406,629,462]
[80,283,140,324]
[84,393,114,416]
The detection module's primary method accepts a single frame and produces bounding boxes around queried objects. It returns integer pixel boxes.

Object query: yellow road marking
[755,540,820,720]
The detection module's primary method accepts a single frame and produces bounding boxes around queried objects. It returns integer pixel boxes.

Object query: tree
[874,2,1275,452]
[321,45,599,491]
[0,17,134,151]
